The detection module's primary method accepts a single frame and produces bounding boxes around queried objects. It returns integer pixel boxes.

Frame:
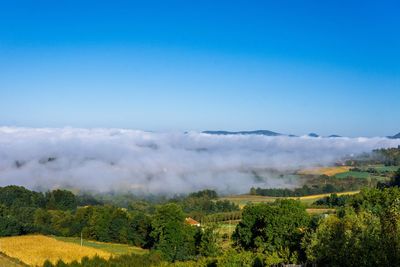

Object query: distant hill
[308,133,319,138]
[389,132,400,139]
[202,130,282,136]
[201,130,348,138]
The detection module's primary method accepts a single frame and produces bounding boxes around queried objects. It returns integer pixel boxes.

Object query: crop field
[53,236,147,255]
[0,235,111,266]
[221,191,359,208]
[298,166,351,176]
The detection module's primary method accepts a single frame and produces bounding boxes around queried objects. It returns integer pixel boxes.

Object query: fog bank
[0,127,399,194]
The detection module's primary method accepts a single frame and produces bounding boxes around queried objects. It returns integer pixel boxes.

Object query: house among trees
[185,217,201,227]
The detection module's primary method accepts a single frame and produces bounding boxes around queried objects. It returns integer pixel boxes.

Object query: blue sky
[0,0,399,136]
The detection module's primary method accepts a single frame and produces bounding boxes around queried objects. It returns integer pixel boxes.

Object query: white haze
[0,127,399,194]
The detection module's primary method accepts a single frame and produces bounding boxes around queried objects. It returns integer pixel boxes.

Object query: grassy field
[0,235,111,266]
[221,191,359,208]
[53,236,147,255]
[358,165,399,172]
[214,222,238,249]
[298,166,351,176]
[0,253,25,267]
[334,171,387,181]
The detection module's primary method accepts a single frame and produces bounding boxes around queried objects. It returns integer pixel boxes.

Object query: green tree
[304,210,384,266]
[196,225,220,257]
[232,199,309,263]
[390,168,400,187]
[0,185,45,208]
[46,189,77,211]
[127,212,154,248]
[0,205,23,236]
[151,203,196,262]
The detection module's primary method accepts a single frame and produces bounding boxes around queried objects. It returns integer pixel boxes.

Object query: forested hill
[390,132,400,139]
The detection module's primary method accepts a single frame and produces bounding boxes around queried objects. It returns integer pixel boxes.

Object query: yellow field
[296,190,358,200]
[0,235,111,266]
[298,166,351,176]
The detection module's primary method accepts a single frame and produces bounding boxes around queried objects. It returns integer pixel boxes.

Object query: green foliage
[0,206,23,236]
[390,168,400,187]
[304,210,395,267]
[127,212,154,248]
[252,183,350,197]
[202,211,242,224]
[171,190,240,220]
[42,253,163,267]
[0,185,46,208]
[351,146,400,166]
[46,189,77,211]
[81,206,129,243]
[314,193,351,207]
[232,199,309,263]
[76,194,103,206]
[188,189,218,199]
[151,203,196,262]
[215,249,256,267]
[347,187,400,214]
[196,225,220,257]
[304,187,400,266]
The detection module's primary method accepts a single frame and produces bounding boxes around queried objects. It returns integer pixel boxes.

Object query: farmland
[298,166,351,176]
[335,171,376,179]
[298,164,398,181]
[53,236,147,255]
[220,191,359,208]
[0,235,111,266]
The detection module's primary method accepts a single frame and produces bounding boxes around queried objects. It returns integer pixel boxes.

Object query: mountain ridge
[202,130,282,136]
[203,130,400,139]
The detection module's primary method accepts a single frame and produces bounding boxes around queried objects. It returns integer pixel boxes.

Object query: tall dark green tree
[233,199,309,263]
[151,203,196,262]
[390,168,400,187]
[127,212,154,248]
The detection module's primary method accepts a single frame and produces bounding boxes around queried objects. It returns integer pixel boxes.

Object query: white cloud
[0,127,399,194]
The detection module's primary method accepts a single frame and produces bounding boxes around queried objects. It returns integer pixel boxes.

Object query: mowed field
[53,236,147,255]
[0,235,112,266]
[298,166,351,176]
[221,191,359,208]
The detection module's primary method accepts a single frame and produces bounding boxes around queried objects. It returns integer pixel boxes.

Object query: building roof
[185,217,200,226]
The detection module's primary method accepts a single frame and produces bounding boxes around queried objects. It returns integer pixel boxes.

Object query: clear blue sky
[0,0,399,136]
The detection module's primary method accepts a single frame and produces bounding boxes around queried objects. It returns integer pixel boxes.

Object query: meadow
[221,191,359,208]
[53,236,148,255]
[0,235,111,266]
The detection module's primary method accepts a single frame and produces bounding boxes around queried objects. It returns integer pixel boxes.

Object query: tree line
[250,183,347,197]
[2,173,400,267]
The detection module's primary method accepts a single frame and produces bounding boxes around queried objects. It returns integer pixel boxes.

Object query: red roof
[185,217,200,226]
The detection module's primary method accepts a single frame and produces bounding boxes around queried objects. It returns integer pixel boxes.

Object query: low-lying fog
[0,127,399,194]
